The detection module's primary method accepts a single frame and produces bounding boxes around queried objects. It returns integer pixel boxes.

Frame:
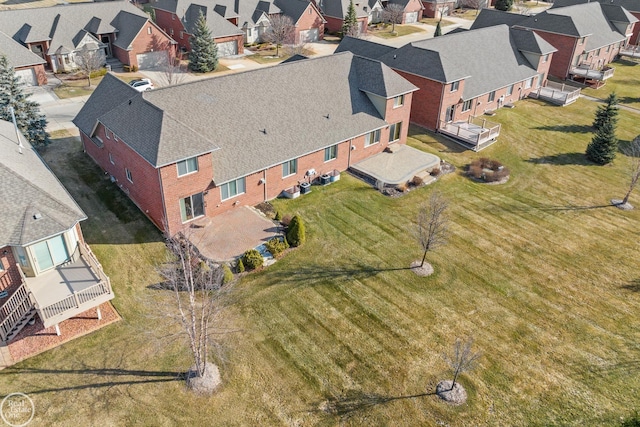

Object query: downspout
[157,167,169,234]
[567,37,579,79]
[263,169,267,201]
[436,82,446,131]
[347,139,352,168]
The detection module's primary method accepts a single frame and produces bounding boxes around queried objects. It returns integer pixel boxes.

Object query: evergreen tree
[586,92,619,165]
[286,214,306,247]
[342,0,359,38]
[188,12,218,73]
[435,20,442,37]
[495,0,513,11]
[0,55,50,147]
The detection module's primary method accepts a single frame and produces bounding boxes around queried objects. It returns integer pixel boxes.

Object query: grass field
[1,74,639,425]
[370,25,425,39]
[582,59,640,111]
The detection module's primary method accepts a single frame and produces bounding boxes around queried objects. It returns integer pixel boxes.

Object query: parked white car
[129,78,154,92]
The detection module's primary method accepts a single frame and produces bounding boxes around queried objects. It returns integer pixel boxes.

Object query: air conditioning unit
[306,169,317,176]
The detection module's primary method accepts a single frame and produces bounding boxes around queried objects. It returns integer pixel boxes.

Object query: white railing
[78,242,110,286]
[439,116,501,148]
[0,274,35,342]
[38,281,112,322]
[534,81,581,105]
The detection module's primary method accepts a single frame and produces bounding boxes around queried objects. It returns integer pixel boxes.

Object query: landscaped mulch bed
[7,302,120,364]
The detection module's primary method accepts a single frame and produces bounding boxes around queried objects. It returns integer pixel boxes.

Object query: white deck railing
[533,81,581,106]
[439,116,501,149]
[37,281,112,322]
[0,280,34,342]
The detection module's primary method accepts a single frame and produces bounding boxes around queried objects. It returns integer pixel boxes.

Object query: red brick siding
[631,14,640,45]
[0,246,22,297]
[393,71,447,130]
[15,64,47,86]
[422,1,455,19]
[531,31,579,79]
[214,35,245,55]
[113,21,173,68]
[401,0,423,23]
[293,3,325,42]
[80,126,166,230]
[582,42,622,69]
[324,15,368,33]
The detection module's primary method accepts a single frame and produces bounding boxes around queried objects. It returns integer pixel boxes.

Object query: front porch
[438,117,501,151]
[529,81,581,106]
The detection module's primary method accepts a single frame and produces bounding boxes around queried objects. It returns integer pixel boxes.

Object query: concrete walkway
[580,94,640,115]
[0,341,14,369]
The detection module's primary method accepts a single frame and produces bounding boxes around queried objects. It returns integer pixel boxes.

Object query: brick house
[0,120,113,343]
[472,3,638,84]
[421,0,456,20]
[383,0,424,24]
[0,31,47,86]
[337,24,558,150]
[0,1,175,72]
[318,0,384,34]
[73,52,417,236]
[151,0,325,45]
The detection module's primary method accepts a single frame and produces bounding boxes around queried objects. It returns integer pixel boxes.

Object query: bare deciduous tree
[615,136,640,209]
[156,232,230,394]
[443,337,481,390]
[382,4,405,34]
[74,44,105,87]
[263,14,295,57]
[284,41,309,57]
[160,48,185,86]
[414,191,449,268]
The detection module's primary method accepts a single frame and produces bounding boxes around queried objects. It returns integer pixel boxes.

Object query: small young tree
[74,44,105,87]
[494,0,513,11]
[412,191,449,274]
[157,233,227,394]
[442,338,481,391]
[0,55,50,147]
[189,11,219,73]
[263,14,295,57]
[382,4,404,34]
[434,20,442,37]
[342,0,360,38]
[286,214,306,247]
[160,48,185,86]
[613,136,640,209]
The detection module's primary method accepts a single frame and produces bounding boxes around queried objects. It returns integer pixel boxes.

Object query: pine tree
[188,12,218,73]
[586,92,619,165]
[495,0,513,11]
[435,20,442,37]
[342,0,359,38]
[0,55,50,147]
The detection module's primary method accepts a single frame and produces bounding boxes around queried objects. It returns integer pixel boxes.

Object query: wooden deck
[530,81,581,106]
[570,65,614,81]
[438,117,501,151]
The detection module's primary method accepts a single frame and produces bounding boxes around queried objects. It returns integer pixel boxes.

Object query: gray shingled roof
[470,8,528,30]
[0,1,150,54]
[510,27,557,54]
[600,3,638,23]
[0,120,86,247]
[377,25,541,100]
[335,36,396,59]
[318,0,372,19]
[181,5,244,38]
[553,0,640,13]
[0,32,46,68]
[519,2,627,51]
[152,0,282,27]
[75,53,417,184]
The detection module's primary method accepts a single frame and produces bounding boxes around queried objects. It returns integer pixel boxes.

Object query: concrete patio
[350,145,440,186]
[188,207,279,261]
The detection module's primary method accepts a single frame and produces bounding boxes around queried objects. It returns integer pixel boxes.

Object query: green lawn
[421,18,456,27]
[2,80,640,424]
[52,76,105,99]
[582,59,640,111]
[370,25,424,39]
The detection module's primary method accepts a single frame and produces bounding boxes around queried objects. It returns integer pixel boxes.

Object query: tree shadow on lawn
[2,367,183,395]
[621,279,640,292]
[526,152,593,166]
[533,124,592,134]
[266,264,413,286]
[312,389,437,419]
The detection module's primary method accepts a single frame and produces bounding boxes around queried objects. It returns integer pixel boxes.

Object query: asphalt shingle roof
[0,31,46,68]
[318,0,378,18]
[0,120,85,247]
[181,4,244,38]
[75,53,417,184]
[470,8,528,30]
[510,27,557,54]
[153,0,281,27]
[553,0,640,13]
[335,36,396,59]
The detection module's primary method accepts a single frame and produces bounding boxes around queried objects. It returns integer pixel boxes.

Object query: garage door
[15,68,36,86]
[217,41,238,57]
[405,11,418,23]
[299,28,319,43]
[136,51,166,69]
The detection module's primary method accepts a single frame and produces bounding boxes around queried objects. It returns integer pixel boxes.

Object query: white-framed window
[247,28,252,37]
[179,192,204,222]
[606,45,610,53]
[366,129,381,146]
[109,152,115,165]
[451,80,460,92]
[542,54,549,63]
[172,14,175,20]
[525,77,533,89]
[221,177,246,200]
[0,257,4,272]
[170,28,174,36]
[179,31,184,39]
[579,37,585,44]
[506,85,514,96]
[95,136,103,144]
[393,94,405,108]
[389,122,402,141]
[324,145,337,162]
[595,48,601,56]
[488,91,496,102]
[147,27,152,35]
[177,157,198,176]
[282,159,297,177]
[105,129,111,139]
[125,168,133,183]
[462,100,472,112]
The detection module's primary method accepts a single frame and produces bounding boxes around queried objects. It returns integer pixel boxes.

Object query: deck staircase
[0,284,37,343]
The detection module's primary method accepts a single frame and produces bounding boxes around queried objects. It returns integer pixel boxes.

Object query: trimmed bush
[274,211,282,221]
[221,263,233,284]
[236,258,245,273]
[467,158,509,183]
[286,215,306,247]
[242,249,264,270]
[89,67,108,79]
[265,237,289,258]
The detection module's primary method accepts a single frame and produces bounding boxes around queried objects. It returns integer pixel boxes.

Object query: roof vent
[393,54,397,59]
[324,113,330,119]
[261,128,267,134]
[129,99,132,105]
[33,213,42,220]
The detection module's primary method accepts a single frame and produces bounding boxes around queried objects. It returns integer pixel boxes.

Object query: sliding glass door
[32,235,69,272]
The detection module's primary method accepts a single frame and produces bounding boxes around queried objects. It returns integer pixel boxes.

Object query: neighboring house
[0,1,175,71]
[471,3,638,83]
[422,0,456,20]
[552,0,640,45]
[318,0,383,34]
[151,0,245,56]
[383,0,424,24]
[336,24,557,150]
[0,119,113,343]
[73,52,417,236]
[151,0,324,45]
[0,31,47,86]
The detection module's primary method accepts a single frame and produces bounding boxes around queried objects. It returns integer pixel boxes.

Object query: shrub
[396,182,408,192]
[221,263,233,284]
[89,67,108,79]
[242,249,264,270]
[412,175,424,186]
[265,237,289,257]
[236,258,245,273]
[131,65,139,72]
[281,214,293,227]
[286,215,306,247]
[274,211,282,221]
[430,167,441,177]
[467,158,509,182]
